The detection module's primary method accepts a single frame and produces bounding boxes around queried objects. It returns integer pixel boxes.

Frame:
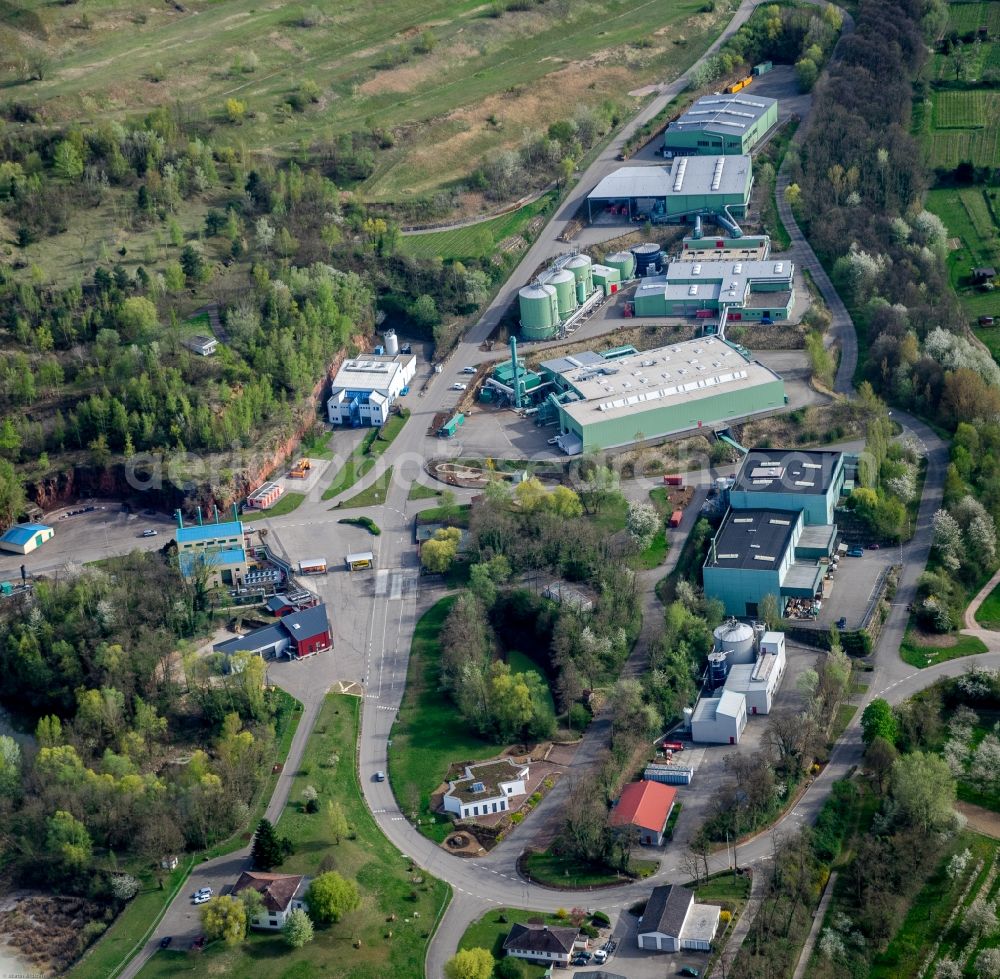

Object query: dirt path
[957,801,1000,840]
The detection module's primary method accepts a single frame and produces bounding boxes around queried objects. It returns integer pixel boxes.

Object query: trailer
[752,61,773,76]
[345,551,375,571]
[669,509,683,528]
[644,763,694,785]
[437,412,465,438]
[663,474,684,487]
[298,557,327,575]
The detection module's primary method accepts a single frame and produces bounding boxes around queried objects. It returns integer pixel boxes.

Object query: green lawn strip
[334,466,394,509]
[459,907,573,977]
[338,516,381,535]
[869,833,996,979]
[141,694,450,979]
[73,692,302,979]
[693,871,751,906]
[899,630,988,668]
[322,414,408,502]
[634,529,668,570]
[240,493,306,522]
[522,851,657,888]
[407,482,443,501]
[415,502,471,526]
[829,704,858,743]
[974,580,1000,628]
[665,802,682,841]
[68,862,194,979]
[177,311,211,338]
[388,597,501,840]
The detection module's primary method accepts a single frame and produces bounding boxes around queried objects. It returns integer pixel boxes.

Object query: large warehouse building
[586,155,753,225]
[327,353,416,427]
[663,93,778,157]
[541,338,786,455]
[633,258,795,323]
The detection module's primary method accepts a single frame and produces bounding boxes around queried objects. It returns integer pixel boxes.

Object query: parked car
[141,529,158,537]
[679,969,700,978]
[159,936,172,949]
[836,616,847,630]
[374,771,386,782]
[193,893,211,905]
[868,542,880,550]
[450,383,467,391]
[192,886,212,898]
[592,949,608,964]
[462,366,477,374]
[847,547,864,557]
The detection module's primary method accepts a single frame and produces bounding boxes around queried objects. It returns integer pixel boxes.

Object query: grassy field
[239,492,306,522]
[975,580,1000,627]
[334,466,394,509]
[5,0,738,204]
[398,192,555,260]
[899,629,989,668]
[139,694,449,979]
[522,850,658,888]
[635,529,668,569]
[388,597,501,840]
[924,185,1000,323]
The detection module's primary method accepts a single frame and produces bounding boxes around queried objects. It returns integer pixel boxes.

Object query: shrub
[581,923,599,939]
[510,812,524,824]
[591,910,610,926]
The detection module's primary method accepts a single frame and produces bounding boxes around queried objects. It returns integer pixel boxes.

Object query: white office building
[327,353,416,426]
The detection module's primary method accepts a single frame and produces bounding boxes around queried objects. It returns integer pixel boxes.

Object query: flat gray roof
[556,337,782,427]
[708,507,799,571]
[667,93,777,135]
[734,449,843,497]
[539,351,607,374]
[588,155,752,201]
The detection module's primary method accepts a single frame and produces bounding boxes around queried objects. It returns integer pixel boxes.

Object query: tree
[53,141,84,181]
[200,894,247,945]
[226,98,247,123]
[255,217,275,254]
[759,593,781,631]
[0,459,26,526]
[964,896,997,936]
[326,799,349,844]
[494,957,524,979]
[861,698,897,746]
[784,183,802,207]
[795,57,819,91]
[283,907,314,947]
[0,735,20,799]
[251,818,292,870]
[890,751,956,833]
[305,871,359,924]
[626,501,660,549]
[117,297,159,340]
[46,810,92,869]
[444,947,494,979]
[421,527,461,573]
[180,244,206,284]
[865,735,897,794]
[239,886,264,923]
[977,948,1000,979]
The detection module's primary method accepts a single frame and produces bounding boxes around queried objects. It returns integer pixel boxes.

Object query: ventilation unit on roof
[774,263,784,273]
[471,781,485,793]
[711,157,726,192]
[734,263,743,273]
[673,158,688,192]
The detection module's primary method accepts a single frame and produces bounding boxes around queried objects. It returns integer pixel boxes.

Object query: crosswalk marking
[374,568,418,600]
[374,569,389,596]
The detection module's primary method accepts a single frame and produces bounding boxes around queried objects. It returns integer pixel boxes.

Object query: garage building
[690,688,747,744]
[632,259,795,323]
[637,884,721,952]
[0,523,54,555]
[327,353,416,427]
[586,155,753,224]
[214,603,332,660]
[541,337,786,455]
[663,93,778,157]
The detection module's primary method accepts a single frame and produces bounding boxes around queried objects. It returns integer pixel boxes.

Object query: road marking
[374,569,389,596]
[390,572,402,601]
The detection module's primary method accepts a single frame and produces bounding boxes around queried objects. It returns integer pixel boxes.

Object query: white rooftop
[555,337,782,426]
[717,689,746,719]
[667,93,777,135]
[588,155,752,201]
[680,903,722,944]
[330,353,415,393]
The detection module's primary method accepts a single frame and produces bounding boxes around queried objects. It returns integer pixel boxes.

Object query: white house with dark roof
[503,923,582,966]
[637,883,720,952]
[441,758,528,820]
[232,871,309,930]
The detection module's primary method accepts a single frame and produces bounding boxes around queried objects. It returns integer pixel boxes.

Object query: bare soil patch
[956,800,1000,839]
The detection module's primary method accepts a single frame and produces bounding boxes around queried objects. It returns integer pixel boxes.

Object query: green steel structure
[663,94,778,157]
[541,338,786,455]
[518,283,559,340]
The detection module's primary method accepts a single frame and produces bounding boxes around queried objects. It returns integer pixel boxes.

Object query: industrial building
[729,449,846,525]
[174,509,249,588]
[609,780,677,846]
[722,631,786,715]
[586,155,753,226]
[539,337,786,455]
[326,351,416,427]
[690,688,747,744]
[632,258,795,324]
[518,252,611,341]
[637,884,721,952]
[0,522,54,555]
[663,93,778,157]
[214,602,332,660]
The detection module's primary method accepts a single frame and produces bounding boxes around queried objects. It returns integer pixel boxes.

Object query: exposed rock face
[27,341,365,513]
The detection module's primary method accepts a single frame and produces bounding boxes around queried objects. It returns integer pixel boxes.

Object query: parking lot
[812,546,897,631]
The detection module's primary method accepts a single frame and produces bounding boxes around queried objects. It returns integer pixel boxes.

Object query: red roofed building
[609,780,677,846]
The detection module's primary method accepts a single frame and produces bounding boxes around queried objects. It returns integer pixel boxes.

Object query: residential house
[441,758,529,820]
[609,780,677,846]
[183,335,219,356]
[503,923,582,967]
[232,872,309,930]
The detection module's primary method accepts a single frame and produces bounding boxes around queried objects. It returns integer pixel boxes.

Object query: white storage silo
[713,619,756,664]
[383,330,399,356]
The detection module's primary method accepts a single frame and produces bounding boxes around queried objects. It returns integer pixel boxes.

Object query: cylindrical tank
[631,242,662,276]
[518,283,559,340]
[606,251,636,280]
[708,651,729,689]
[565,253,593,282]
[383,330,399,356]
[682,706,694,731]
[575,279,586,304]
[546,269,577,320]
[713,619,756,663]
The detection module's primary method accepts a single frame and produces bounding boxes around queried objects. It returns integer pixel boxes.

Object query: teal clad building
[540,338,786,456]
[632,259,795,322]
[703,449,845,617]
[663,94,779,157]
[586,155,753,224]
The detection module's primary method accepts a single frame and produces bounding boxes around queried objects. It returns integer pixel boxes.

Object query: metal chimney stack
[196,506,203,526]
[510,335,521,409]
